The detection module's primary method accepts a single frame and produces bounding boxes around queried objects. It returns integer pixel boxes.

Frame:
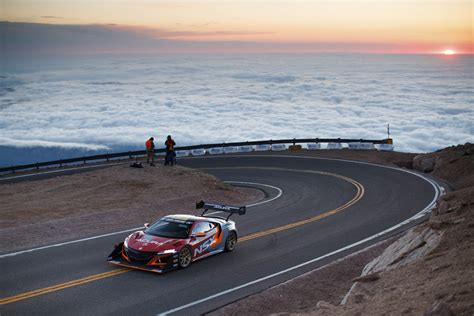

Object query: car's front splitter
[108,256,178,274]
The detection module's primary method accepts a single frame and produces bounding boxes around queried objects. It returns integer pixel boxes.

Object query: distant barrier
[208,147,224,155]
[271,144,287,151]
[307,143,321,150]
[348,142,375,150]
[327,142,343,150]
[224,146,238,154]
[378,144,394,151]
[191,149,206,156]
[0,137,392,174]
[175,150,190,157]
[255,144,271,151]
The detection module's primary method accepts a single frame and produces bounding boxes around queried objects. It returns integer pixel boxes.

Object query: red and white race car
[107,201,246,273]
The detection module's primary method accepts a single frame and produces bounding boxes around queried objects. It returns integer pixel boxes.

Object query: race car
[107,201,246,273]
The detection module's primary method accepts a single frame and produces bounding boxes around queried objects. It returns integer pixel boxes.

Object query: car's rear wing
[196,200,246,221]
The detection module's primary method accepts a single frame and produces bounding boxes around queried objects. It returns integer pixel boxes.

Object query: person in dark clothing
[164,135,176,166]
[145,137,155,166]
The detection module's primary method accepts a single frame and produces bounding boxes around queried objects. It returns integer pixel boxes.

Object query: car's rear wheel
[178,246,192,269]
[225,231,237,252]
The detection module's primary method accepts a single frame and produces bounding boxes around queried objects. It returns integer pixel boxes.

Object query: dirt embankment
[209,143,474,316]
[0,163,263,253]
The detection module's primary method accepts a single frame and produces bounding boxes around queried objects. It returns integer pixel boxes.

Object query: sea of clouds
[0,53,473,165]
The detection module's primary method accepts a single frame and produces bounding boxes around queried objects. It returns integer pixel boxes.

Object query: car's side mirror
[144,223,150,229]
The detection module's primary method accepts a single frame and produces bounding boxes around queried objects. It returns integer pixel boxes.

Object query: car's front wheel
[225,231,237,252]
[178,246,192,269]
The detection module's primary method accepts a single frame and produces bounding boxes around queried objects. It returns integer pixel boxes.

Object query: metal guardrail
[0,138,391,174]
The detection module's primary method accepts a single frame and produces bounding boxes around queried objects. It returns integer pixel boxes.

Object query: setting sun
[443,49,456,55]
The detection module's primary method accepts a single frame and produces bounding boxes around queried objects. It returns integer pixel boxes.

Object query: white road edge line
[157,172,442,316]
[224,181,283,208]
[0,227,143,259]
[0,162,125,181]
[0,181,283,259]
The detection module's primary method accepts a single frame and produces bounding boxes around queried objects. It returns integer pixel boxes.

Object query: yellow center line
[1,168,364,306]
[0,269,128,305]
[240,170,364,242]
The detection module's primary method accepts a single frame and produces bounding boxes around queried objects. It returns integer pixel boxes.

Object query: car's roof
[164,214,203,221]
[165,214,227,224]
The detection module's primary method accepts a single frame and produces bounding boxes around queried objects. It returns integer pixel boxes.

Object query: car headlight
[124,237,129,248]
[157,249,176,255]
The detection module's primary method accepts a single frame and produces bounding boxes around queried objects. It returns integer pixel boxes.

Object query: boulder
[413,155,436,173]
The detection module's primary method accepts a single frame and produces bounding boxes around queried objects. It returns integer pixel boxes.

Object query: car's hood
[126,231,184,252]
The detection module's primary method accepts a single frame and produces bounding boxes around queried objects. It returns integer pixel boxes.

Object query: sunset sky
[2,0,473,54]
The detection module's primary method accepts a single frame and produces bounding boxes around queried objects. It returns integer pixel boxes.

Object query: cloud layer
[0,53,473,161]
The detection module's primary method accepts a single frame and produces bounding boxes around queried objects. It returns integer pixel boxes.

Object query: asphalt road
[0,154,441,315]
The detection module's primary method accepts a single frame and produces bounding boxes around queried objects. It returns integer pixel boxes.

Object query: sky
[1,0,473,54]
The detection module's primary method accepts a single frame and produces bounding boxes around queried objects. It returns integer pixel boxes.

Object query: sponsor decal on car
[135,236,172,246]
[194,238,213,256]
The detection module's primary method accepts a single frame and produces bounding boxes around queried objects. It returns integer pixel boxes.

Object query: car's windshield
[144,218,193,239]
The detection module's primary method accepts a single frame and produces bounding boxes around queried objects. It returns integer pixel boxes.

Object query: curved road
[0,155,441,315]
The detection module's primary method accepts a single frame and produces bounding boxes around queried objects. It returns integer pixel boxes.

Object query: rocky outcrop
[361,227,443,275]
[340,226,444,306]
[412,142,474,189]
[413,154,437,172]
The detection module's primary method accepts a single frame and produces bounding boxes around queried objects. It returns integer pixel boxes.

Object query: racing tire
[224,231,237,252]
[178,246,192,269]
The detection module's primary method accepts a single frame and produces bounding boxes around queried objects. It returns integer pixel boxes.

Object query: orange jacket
[146,139,154,151]
[165,139,175,151]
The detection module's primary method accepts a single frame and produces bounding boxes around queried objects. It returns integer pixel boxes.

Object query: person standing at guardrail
[164,135,176,166]
[146,137,155,166]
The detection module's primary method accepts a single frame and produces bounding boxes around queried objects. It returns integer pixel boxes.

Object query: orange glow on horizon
[2,0,473,54]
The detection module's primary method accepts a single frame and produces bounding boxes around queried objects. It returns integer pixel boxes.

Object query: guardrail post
[36,162,39,170]
[106,153,109,162]
[83,157,86,165]
[293,138,296,145]
[60,159,63,168]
